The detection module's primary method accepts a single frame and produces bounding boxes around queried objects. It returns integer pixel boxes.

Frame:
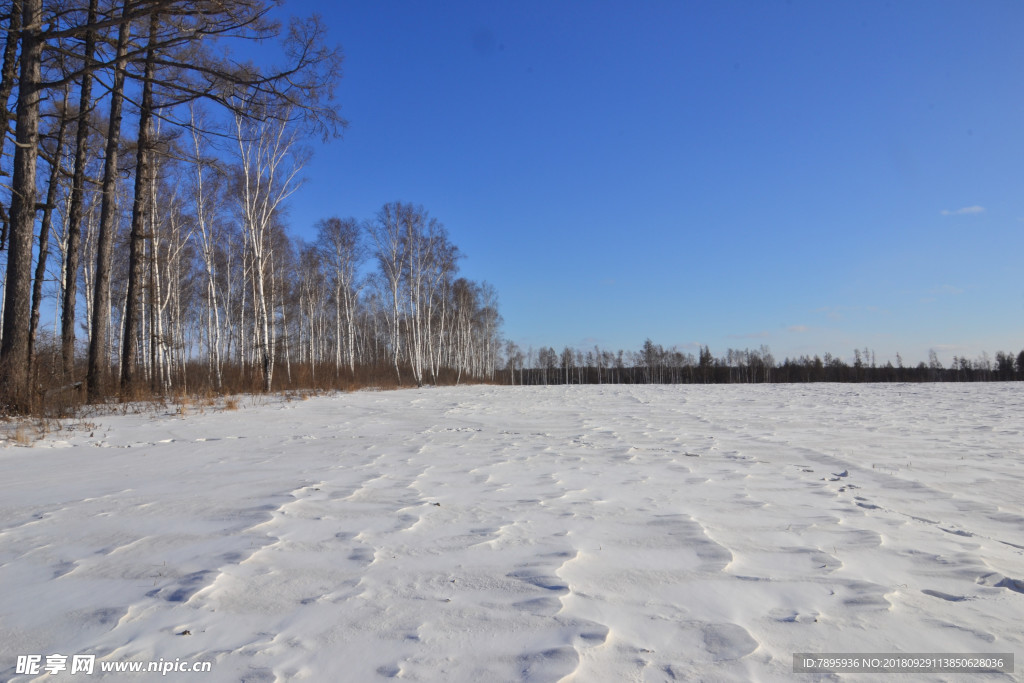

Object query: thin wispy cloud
[941,205,985,216]
[787,325,809,333]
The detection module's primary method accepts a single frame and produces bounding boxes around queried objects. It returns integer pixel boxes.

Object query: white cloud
[787,325,809,333]
[941,205,985,216]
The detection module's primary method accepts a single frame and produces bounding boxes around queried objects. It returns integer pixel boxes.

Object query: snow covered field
[2,384,1022,682]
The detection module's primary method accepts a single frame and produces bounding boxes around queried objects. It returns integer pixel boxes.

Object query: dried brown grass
[7,354,496,420]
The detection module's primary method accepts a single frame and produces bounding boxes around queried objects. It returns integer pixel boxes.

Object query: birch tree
[187,104,226,389]
[370,201,412,385]
[232,103,305,392]
[315,217,364,376]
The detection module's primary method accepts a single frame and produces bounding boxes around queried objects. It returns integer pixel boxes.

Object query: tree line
[500,340,1024,385]
[0,1,502,414]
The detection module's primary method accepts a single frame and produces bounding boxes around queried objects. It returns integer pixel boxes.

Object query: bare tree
[187,103,226,388]
[315,216,364,376]
[232,102,306,391]
[86,0,132,402]
[0,0,44,409]
[370,201,412,385]
[60,0,100,380]
[120,10,161,394]
[29,84,73,369]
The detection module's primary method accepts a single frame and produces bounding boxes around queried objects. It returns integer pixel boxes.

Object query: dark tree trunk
[120,12,160,395]
[29,86,71,369]
[87,0,130,402]
[0,0,22,118]
[0,2,23,257]
[0,0,42,412]
[60,0,99,380]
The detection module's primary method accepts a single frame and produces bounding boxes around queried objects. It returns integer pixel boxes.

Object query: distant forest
[500,340,1024,385]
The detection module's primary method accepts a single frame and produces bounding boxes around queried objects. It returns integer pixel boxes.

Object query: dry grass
[0,411,105,447]
[13,424,33,446]
[168,390,229,418]
[5,354,496,420]
[1,421,41,447]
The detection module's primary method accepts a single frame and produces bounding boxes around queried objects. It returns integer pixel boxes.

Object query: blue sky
[277,0,1024,365]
